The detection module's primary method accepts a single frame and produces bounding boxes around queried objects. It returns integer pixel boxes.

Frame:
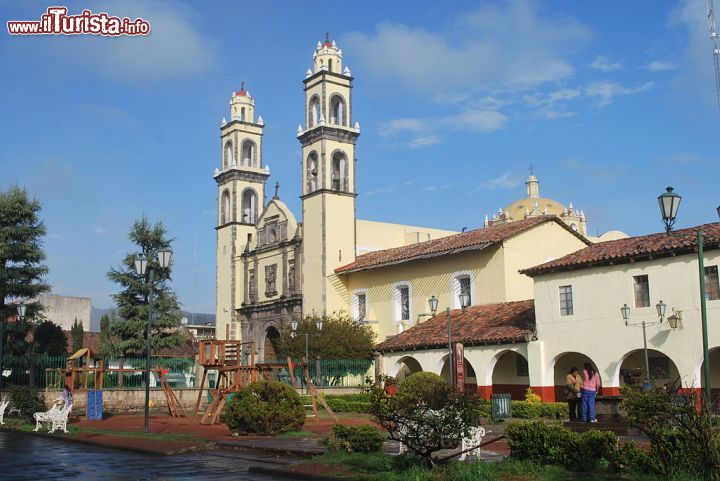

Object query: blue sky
[1,0,718,315]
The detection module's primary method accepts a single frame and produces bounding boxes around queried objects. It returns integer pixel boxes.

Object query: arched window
[241,189,257,224]
[221,190,231,224]
[329,95,346,126]
[224,141,234,168]
[328,59,333,72]
[308,96,320,128]
[307,152,319,193]
[241,139,256,167]
[331,152,348,192]
[451,272,474,309]
[393,283,411,327]
[240,107,246,122]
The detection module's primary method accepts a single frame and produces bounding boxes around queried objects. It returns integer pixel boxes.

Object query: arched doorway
[700,347,720,402]
[491,350,529,400]
[263,326,280,362]
[439,355,477,391]
[394,356,422,383]
[618,348,680,391]
[552,352,597,401]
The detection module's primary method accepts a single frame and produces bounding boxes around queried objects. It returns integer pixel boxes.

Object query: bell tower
[215,84,269,340]
[298,34,361,317]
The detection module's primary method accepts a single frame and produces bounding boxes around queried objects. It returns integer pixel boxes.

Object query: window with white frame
[393,284,411,324]
[633,275,650,308]
[352,290,368,322]
[451,272,473,308]
[706,266,720,301]
[559,285,573,316]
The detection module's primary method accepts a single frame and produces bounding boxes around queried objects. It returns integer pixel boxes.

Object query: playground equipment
[46,348,187,418]
[193,339,337,425]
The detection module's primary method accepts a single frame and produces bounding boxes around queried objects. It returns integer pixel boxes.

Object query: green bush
[505,420,580,466]
[8,385,44,417]
[223,380,305,435]
[508,400,568,419]
[323,424,386,453]
[396,372,451,411]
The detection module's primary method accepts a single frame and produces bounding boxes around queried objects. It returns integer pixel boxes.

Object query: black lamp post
[428,293,470,387]
[657,187,719,405]
[0,304,26,399]
[134,249,172,434]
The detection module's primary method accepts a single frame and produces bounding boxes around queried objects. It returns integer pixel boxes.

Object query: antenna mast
[709,0,720,111]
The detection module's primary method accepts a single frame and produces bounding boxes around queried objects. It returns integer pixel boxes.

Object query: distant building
[36,295,91,331]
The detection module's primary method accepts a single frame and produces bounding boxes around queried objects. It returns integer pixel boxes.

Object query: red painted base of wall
[476,385,492,399]
[530,386,555,402]
[602,386,621,396]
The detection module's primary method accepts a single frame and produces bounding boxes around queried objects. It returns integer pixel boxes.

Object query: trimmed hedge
[224,380,305,435]
[322,424,386,453]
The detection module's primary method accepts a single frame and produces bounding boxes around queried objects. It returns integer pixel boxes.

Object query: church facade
[214,37,613,362]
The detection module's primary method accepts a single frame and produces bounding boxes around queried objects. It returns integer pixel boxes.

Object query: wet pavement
[0,431,293,481]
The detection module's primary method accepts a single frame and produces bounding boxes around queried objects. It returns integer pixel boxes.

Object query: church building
[213,36,614,361]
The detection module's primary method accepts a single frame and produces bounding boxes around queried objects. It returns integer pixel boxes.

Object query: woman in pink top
[580,362,600,422]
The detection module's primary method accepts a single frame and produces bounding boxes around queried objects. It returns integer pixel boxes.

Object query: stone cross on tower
[528,163,535,176]
[273,181,280,199]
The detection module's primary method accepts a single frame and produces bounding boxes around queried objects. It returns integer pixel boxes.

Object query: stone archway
[551,352,597,402]
[394,356,423,382]
[491,350,529,400]
[700,347,720,402]
[438,355,477,391]
[263,326,281,362]
[618,348,680,391]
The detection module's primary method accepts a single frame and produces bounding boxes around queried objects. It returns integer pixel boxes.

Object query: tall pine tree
[0,186,50,359]
[70,318,84,354]
[107,216,182,356]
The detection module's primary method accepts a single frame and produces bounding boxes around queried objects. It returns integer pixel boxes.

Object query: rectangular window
[357,293,367,321]
[633,275,650,308]
[400,286,410,321]
[706,266,720,301]
[559,285,573,316]
[459,277,471,305]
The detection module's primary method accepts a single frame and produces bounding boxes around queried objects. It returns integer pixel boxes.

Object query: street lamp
[133,249,172,434]
[428,293,471,387]
[658,187,720,405]
[0,303,27,398]
[620,303,660,385]
[658,187,681,234]
[291,318,323,365]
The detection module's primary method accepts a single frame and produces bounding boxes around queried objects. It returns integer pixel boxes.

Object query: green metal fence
[265,358,374,388]
[29,355,196,391]
[2,355,67,388]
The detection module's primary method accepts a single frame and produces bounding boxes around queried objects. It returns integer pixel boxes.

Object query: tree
[70,318,84,353]
[97,312,118,358]
[0,186,50,359]
[33,320,67,356]
[107,216,182,356]
[277,311,376,360]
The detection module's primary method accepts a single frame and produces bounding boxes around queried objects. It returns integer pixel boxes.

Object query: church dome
[504,197,566,218]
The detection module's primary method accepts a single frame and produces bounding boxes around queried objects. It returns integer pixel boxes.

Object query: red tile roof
[337,216,589,274]
[521,222,720,277]
[376,299,535,353]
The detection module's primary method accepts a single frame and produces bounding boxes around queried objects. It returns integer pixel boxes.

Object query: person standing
[580,363,600,422]
[565,367,583,421]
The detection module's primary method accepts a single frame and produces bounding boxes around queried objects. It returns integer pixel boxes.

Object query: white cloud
[93,226,108,235]
[408,135,442,148]
[40,0,216,84]
[379,118,429,137]
[344,1,590,94]
[590,55,623,72]
[584,81,654,107]
[442,110,508,133]
[482,172,523,190]
[644,60,677,72]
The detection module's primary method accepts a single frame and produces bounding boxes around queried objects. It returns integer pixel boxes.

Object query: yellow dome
[504,197,566,218]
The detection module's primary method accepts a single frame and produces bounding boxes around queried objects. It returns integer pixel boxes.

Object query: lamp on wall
[667,309,683,330]
[655,300,667,322]
[620,304,630,326]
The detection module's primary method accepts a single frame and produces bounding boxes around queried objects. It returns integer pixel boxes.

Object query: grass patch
[281,430,316,438]
[298,453,701,481]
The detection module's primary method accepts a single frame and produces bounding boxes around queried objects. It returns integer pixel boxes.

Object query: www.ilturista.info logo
[7,7,150,36]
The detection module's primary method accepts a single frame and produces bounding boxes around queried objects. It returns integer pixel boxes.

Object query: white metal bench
[0,398,9,425]
[33,399,72,434]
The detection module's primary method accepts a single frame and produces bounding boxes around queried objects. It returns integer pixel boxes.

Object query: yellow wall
[356,219,457,254]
